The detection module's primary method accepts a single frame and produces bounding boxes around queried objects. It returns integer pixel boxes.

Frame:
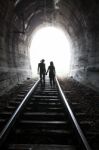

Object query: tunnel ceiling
[14,0,54,34]
[13,0,98,37]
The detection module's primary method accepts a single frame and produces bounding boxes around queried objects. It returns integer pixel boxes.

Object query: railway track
[0,78,92,150]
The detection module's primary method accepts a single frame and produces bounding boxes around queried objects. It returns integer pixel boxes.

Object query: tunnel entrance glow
[29,26,71,77]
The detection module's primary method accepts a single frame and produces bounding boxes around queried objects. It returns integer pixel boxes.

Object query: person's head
[50,61,54,66]
[41,59,45,63]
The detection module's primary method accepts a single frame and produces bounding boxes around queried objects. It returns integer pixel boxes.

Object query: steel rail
[56,77,92,150]
[0,79,40,147]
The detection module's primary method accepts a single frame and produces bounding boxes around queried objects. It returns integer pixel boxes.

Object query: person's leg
[43,73,45,82]
[53,76,55,86]
[40,73,43,86]
[51,75,55,87]
[50,78,52,87]
[42,74,45,87]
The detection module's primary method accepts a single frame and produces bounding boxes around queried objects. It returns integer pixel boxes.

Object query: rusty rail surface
[0,79,40,147]
[56,77,92,150]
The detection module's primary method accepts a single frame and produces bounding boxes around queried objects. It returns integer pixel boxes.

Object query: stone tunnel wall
[71,1,99,91]
[0,1,31,96]
[58,0,99,91]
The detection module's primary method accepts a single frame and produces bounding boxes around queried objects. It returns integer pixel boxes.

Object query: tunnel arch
[29,24,72,77]
[0,0,99,95]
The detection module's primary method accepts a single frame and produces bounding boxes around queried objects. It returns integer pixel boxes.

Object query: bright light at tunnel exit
[29,26,71,77]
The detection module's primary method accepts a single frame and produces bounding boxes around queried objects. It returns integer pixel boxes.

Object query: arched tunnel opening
[29,25,72,77]
[0,0,99,149]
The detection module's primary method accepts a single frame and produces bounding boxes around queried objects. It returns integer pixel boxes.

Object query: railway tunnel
[0,0,99,95]
[0,0,99,150]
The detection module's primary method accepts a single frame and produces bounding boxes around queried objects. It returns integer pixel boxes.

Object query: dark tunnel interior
[0,1,99,150]
[0,0,99,94]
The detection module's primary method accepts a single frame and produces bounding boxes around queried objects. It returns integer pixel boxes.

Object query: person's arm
[54,67,56,75]
[44,64,46,73]
[46,66,49,75]
[37,63,40,74]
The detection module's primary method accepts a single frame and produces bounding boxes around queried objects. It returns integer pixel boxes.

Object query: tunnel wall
[70,1,99,91]
[0,1,31,96]
[58,0,99,91]
[74,30,99,91]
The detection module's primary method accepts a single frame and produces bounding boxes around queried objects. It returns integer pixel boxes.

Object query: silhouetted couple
[38,59,56,87]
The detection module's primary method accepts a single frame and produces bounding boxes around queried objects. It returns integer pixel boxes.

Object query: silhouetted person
[46,61,56,87]
[38,59,46,86]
